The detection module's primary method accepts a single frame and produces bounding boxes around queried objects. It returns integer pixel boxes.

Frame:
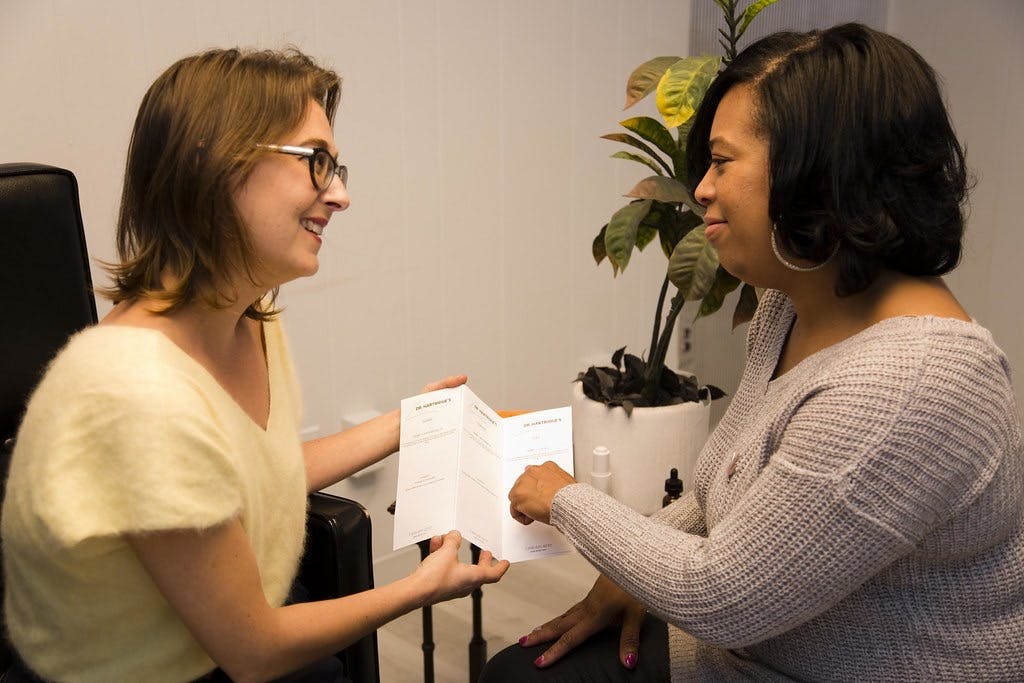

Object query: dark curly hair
[686,23,968,296]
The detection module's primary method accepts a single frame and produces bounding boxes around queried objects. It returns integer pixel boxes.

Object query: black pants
[479,614,670,682]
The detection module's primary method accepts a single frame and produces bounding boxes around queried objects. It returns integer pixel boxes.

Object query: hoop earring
[770,225,838,273]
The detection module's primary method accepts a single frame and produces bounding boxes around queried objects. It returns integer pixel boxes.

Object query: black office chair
[0,162,379,682]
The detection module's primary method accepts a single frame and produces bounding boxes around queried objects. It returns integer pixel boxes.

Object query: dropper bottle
[662,467,683,507]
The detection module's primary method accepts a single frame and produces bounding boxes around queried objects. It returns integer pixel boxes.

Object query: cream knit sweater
[552,289,1024,681]
[2,319,308,683]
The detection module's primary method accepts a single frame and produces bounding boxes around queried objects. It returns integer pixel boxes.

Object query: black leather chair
[0,163,380,682]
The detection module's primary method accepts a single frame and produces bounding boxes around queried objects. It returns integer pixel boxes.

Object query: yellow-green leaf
[738,0,780,38]
[656,56,721,128]
[624,56,681,109]
[619,116,677,161]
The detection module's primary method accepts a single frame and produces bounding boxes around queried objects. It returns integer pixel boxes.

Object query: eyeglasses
[255,144,348,192]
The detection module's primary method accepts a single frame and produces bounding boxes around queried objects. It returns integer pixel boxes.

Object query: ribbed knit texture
[1,318,308,683]
[552,289,1024,681]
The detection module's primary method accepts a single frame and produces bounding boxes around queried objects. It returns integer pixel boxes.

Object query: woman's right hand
[518,574,647,670]
[412,530,509,605]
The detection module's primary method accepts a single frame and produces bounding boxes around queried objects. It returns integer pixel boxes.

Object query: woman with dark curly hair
[485,23,1023,682]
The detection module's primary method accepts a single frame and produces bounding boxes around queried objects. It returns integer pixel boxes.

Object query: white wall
[4,0,1021,571]
[886,0,1024,417]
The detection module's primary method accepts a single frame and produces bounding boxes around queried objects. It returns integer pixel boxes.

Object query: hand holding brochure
[393,385,574,563]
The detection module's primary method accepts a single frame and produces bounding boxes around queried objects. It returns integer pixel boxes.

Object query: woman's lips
[704,221,725,241]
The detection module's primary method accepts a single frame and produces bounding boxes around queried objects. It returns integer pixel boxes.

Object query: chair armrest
[300,492,380,683]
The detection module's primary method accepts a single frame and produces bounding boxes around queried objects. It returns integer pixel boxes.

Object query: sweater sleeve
[18,337,244,547]
[550,324,1017,648]
[647,488,706,535]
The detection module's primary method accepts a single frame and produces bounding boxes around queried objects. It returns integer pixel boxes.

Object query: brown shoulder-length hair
[101,47,341,319]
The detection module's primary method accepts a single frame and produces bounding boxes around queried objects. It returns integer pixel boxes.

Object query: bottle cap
[592,446,610,475]
[664,467,682,496]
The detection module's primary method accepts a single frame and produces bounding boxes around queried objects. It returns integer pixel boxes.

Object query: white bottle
[591,446,612,494]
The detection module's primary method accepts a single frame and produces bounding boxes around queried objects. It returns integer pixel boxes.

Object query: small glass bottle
[662,467,683,507]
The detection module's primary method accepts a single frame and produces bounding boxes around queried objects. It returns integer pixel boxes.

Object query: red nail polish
[625,652,637,668]
[518,636,528,646]
[534,655,545,666]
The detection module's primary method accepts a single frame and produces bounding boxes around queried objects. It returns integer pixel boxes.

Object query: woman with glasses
[1,47,508,683]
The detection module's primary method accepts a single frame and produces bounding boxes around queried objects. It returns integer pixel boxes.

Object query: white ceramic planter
[571,382,710,515]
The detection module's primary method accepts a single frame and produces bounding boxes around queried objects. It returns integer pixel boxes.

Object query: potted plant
[573,0,779,513]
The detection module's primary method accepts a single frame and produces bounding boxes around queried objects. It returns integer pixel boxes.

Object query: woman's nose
[323,174,350,211]
[694,168,714,207]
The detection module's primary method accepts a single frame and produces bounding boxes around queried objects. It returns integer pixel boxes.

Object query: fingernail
[518,636,528,646]
[533,655,545,667]
[625,652,637,668]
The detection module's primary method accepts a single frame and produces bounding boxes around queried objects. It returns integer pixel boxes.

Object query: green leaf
[605,200,653,274]
[625,175,689,203]
[636,225,658,252]
[659,208,704,259]
[666,226,719,300]
[601,133,672,176]
[656,56,721,128]
[731,283,760,328]
[619,117,677,162]
[625,175,704,216]
[671,118,695,177]
[738,0,780,38]
[593,225,607,265]
[695,267,740,319]
[610,151,664,176]
[624,56,681,109]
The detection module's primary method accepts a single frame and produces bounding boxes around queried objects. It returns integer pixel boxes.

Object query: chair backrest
[0,162,99,672]
[0,163,98,447]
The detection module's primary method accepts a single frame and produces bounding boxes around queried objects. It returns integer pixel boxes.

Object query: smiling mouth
[301,219,324,236]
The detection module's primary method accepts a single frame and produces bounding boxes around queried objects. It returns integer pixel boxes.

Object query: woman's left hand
[421,374,468,393]
[508,461,576,526]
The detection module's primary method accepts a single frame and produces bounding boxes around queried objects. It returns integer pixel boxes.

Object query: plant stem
[720,0,741,66]
[649,275,670,361]
[642,289,686,404]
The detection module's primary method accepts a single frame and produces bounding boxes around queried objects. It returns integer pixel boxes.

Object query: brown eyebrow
[298,137,340,157]
[708,136,738,154]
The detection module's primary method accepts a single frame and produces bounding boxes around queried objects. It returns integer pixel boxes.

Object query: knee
[479,641,540,683]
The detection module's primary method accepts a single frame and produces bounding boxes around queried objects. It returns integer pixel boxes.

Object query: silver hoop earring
[770,225,838,273]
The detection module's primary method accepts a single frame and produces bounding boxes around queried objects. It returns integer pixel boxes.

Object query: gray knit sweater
[552,289,1024,682]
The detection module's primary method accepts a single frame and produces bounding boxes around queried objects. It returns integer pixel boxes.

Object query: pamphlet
[392,385,574,562]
